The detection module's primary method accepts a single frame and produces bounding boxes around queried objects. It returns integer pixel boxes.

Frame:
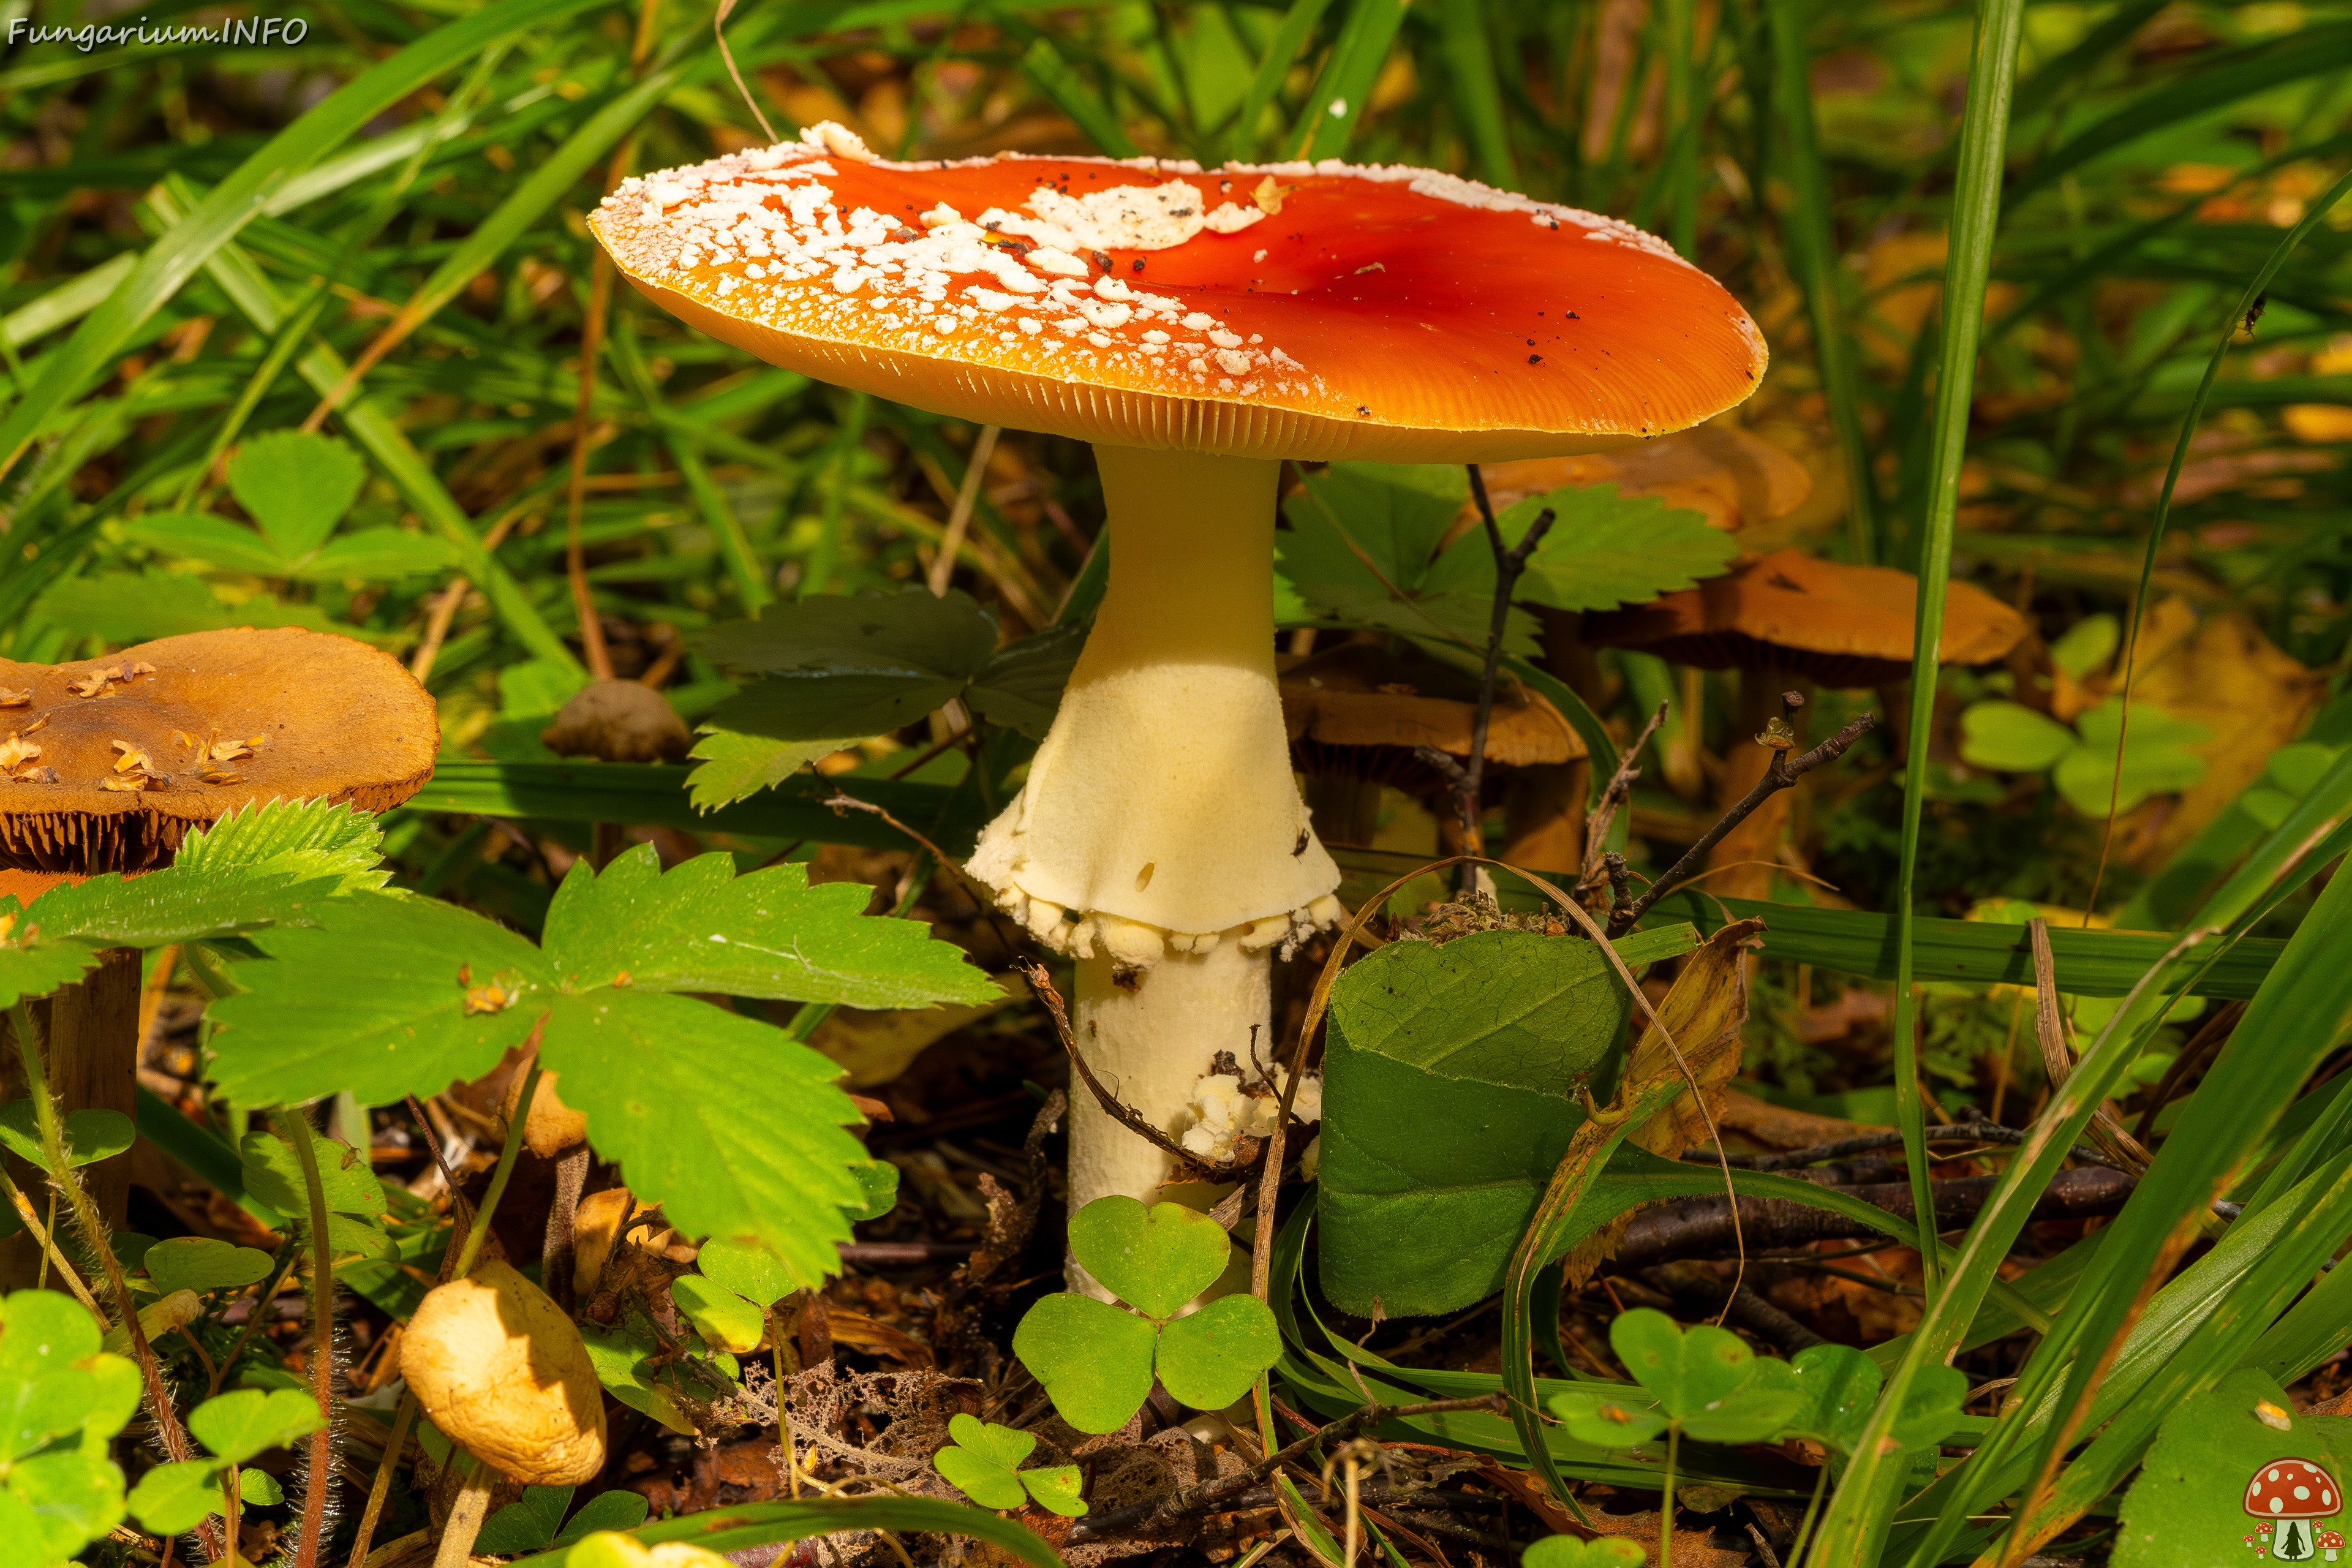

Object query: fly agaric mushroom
[2320,1529,2345,1562]
[589,124,1765,1237]
[1584,549,2026,900]
[0,628,435,1286]
[2245,1459,2342,1562]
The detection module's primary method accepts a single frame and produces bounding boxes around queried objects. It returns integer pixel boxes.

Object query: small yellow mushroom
[499,1060,589,1158]
[400,1259,605,1486]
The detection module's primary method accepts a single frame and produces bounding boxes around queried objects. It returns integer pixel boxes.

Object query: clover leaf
[128,1387,323,1534]
[931,1414,1088,1517]
[1523,1539,1646,1567]
[1,1289,142,1561]
[1011,1197,1281,1435]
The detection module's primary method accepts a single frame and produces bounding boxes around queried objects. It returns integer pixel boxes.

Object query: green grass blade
[505,1495,1065,1567]
[1296,0,1410,159]
[1768,0,1876,561]
[1223,0,1336,162]
[1434,0,1516,187]
[0,0,611,479]
[1882,0,2029,1322]
[1018,35,1140,158]
[1820,0,2029,1550]
[2011,23,2352,203]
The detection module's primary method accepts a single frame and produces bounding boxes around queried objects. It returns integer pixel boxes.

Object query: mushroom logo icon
[2245,1460,2343,1560]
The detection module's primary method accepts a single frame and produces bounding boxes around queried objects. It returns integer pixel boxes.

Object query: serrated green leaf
[188,1387,324,1464]
[0,937,104,1009]
[1067,1198,1229,1319]
[695,1238,801,1309]
[1011,1292,1158,1436]
[11,1449,126,1557]
[1019,1464,1087,1518]
[227,429,366,559]
[540,845,998,1009]
[0,1104,132,1168]
[236,1131,382,1219]
[126,1458,223,1536]
[477,1485,574,1555]
[684,728,862,811]
[205,891,552,1107]
[1507,483,1738,612]
[173,800,389,895]
[25,859,350,949]
[542,990,869,1287]
[670,1276,766,1355]
[141,1237,273,1296]
[1278,462,1534,655]
[1155,1295,1280,1412]
[551,1489,649,1548]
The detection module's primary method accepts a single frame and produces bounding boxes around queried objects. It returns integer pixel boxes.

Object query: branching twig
[1578,700,1669,899]
[1457,464,1556,891]
[1066,1394,1504,1542]
[1609,703,1878,933]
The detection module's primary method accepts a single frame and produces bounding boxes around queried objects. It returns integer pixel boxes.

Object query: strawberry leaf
[540,845,998,1008]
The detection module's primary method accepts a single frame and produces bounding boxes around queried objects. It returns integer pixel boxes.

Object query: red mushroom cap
[2245,1459,2342,1519]
[588,126,1765,462]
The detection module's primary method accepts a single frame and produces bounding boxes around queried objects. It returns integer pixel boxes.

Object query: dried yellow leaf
[0,688,28,707]
[0,736,39,772]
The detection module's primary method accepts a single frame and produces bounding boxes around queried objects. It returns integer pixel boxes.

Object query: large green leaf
[539,845,998,1009]
[1067,1198,1229,1319]
[690,590,1073,808]
[205,892,552,1107]
[541,990,872,1287]
[1316,928,1658,1316]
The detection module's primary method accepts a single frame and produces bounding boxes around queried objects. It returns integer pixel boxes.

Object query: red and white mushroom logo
[2245,1460,2342,1561]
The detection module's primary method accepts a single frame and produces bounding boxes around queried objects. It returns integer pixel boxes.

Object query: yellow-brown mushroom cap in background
[1581,548,2029,688]
[587,123,1766,461]
[0,627,438,872]
[401,1259,605,1487]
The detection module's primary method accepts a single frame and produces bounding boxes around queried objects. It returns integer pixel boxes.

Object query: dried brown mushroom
[401,1259,606,1487]
[0,627,436,1287]
[0,627,437,872]
[540,679,692,764]
[1585,549,2027,899]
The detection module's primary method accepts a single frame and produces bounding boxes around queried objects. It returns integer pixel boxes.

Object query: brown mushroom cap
[589,127,1766,462]
[0,628,437,872]
[541,679,690,764]
[1580,548,2028,688]
[401,1258,605,1486]
[1466,423,1814,533]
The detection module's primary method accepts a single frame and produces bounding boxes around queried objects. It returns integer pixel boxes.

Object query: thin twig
[1682,1120,2126,1174]
[1016,959,1258,1181]
[711,0,778,141]
[1610,707,1878,933]
[1067,1395,1504,1542]
[1578,701,1668,898]
[2029,918,2155,1174]
[277,1106,341,1568]
[1457,464,1555,892]
[927,425,1001,597]
[345,1393,417,1568]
